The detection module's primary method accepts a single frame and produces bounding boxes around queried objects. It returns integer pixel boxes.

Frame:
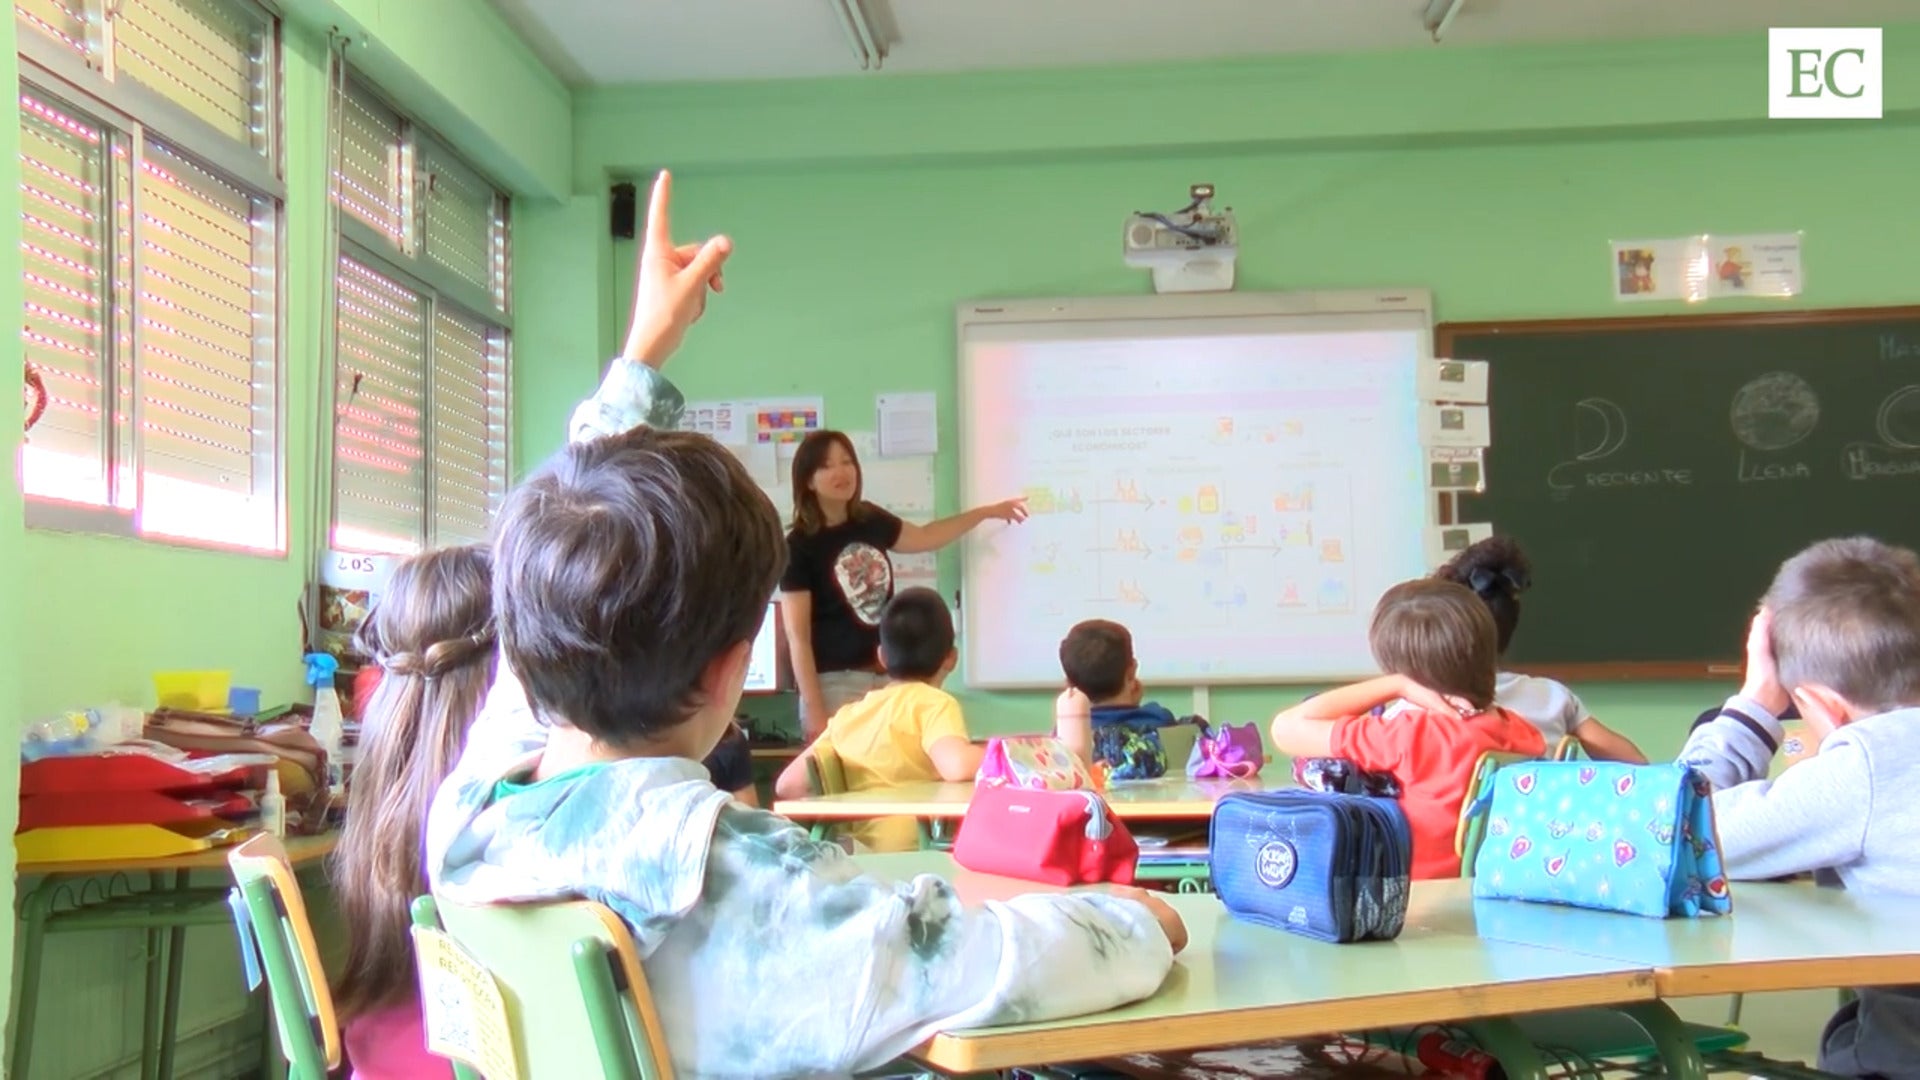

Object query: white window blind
[421,143,503,306]
[331,255,426,553]
[112,0,273,156]
[18,90,111,505]
[16,0,283,551]
[337,78,407,250]
[428,307,508,546]
[15,0,90,59]
[329,73,510,555]
[330,254,509,553]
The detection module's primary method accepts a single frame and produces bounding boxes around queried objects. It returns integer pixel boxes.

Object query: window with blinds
[16,0,283,551]
[328,78,510,555]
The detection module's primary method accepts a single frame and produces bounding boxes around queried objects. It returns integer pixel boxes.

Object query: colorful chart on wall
[957,292,1432,688]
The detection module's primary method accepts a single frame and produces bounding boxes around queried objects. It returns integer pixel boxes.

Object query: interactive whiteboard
[958,291,1432,688]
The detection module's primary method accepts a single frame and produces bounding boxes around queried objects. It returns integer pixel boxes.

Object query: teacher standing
[781,429,1026,739]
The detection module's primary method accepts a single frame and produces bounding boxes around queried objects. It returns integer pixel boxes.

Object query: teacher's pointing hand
[980,497,1030,524]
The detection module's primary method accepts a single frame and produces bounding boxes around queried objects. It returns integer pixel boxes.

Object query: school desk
[11,831,339,1080]
[852,852,1663,1078]
[1464,877,1920,999]
[773,769,1282,823]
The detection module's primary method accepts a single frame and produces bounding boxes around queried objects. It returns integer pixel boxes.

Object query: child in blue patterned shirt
[425,172,1181,1079]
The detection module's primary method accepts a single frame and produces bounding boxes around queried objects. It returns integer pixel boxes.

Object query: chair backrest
[227,834,341,1078]
[415,894,676,1080]
[806,741,848,796]
[1453,750,1534,875]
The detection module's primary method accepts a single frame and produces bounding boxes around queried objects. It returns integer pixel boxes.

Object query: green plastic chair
[226,834,342,1080]
[412,894,676,1080]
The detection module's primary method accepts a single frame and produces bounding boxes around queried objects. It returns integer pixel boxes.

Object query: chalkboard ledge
[1522,661,1743,683]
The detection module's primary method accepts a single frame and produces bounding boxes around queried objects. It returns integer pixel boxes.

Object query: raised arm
[569,171,731,444]
[893,499,1029,555]
[1270,675,1457,758]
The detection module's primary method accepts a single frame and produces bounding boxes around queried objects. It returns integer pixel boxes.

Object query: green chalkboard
[1440,308,1920,677]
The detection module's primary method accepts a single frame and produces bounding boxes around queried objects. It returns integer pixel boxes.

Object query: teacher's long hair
[789,428,871,535]
[330,544,496,1020]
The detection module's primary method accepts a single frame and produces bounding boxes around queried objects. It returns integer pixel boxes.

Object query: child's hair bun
[1438,535,1532,600]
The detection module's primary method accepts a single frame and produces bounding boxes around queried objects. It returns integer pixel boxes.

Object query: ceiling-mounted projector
[1123,183,1238,293]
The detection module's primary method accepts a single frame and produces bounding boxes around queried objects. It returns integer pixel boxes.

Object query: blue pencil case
[1208,790,1413,943]
[1469,761,1733,919]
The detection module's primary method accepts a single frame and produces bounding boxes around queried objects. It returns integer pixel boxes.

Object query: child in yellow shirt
[776,587,984,850]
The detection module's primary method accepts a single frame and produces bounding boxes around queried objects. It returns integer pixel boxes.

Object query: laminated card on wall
[1417,359,1488,404]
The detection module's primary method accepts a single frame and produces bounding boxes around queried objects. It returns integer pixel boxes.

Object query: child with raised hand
[1435,536,1646,763]
[773,587,984,851]
[426,172,1183,1078]
[332,545,495,1079]
[1681,537,1920,1079]
[1269,579,1546,879]
[1054,619,1186,779]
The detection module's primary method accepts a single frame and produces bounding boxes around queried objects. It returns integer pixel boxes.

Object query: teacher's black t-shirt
[781,506,905,673]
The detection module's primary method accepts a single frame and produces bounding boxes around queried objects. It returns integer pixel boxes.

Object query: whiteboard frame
[954,289,1435,690]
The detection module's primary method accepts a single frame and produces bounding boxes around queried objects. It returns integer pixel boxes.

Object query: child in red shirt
[1268,579,1546,879]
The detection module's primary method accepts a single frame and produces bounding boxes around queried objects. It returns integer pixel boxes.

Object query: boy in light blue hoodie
[424,172,1182,1080]
[1681,537,1920,1079]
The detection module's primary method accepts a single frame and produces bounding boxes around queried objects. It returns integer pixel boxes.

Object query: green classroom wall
[1,0,23,1042]
[583,24,1920,753]
[9,1,570,1073]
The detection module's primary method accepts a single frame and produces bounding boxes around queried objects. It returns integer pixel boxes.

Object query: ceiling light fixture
[828,0,887,71]
[1423,0,1465,43]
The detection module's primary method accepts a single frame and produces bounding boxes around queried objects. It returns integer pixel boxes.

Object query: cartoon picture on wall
[1610,238,1689,302]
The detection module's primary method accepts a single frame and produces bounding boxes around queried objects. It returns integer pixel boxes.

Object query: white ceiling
[488,0,1917,86]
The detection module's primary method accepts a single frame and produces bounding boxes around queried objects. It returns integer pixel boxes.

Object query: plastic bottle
[304,653,345,792]
[260,770,287,837]
[1415,1032,1504,1079]
[21,709,94,761]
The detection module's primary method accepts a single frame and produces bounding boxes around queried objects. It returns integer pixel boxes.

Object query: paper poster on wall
[314,551,396,659]
[1418,359,1489,404]
[1425,523,1493,569]
[1611,238,1698,302]
[848,430,936,516]
[893,551,938,592]
[680,400,749,445]
[752,397,824,444]
[876,392,939,457]
[1427,447,1486,493]
[1703,232,1803,298]
[1419,403,1491,448]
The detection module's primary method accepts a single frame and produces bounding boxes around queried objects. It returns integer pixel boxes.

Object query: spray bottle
[304,652,345,795]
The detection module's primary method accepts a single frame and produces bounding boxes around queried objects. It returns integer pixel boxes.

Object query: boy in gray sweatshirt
[1680,536,1920,1079]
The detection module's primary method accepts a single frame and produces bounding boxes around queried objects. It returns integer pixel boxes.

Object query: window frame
[16,1,289,554]
[327,72,512,556]
[332,238,512,553]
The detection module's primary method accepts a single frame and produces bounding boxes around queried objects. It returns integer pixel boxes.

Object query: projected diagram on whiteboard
[959,292,1431,688]
[1021,438,1358,620]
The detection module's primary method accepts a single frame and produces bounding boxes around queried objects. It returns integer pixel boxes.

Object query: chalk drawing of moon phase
[1875,385,1920,450]
[1574,398,1629,460]
[1730,372,1820,451]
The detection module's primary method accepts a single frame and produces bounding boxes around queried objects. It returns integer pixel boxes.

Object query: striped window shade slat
[16,0,91,59]
[135,138,270,494]
[18,90,111,504]
[420,144,500,303]
[332,254,428,553]
[337,79,408,251]
[427,306,508,546]
[113,0,271,155]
